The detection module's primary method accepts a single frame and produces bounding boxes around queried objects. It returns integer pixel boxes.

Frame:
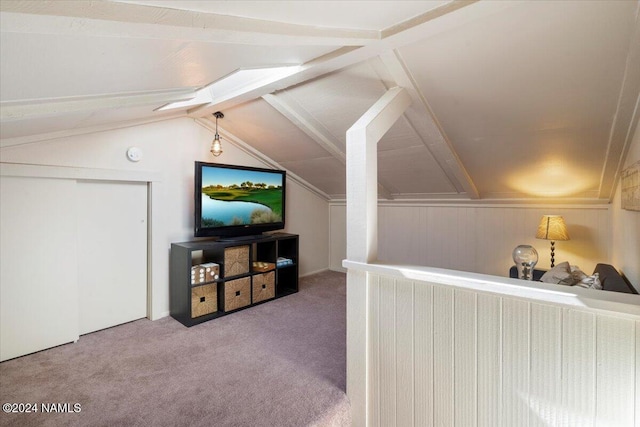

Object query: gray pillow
[540,262,574,285]
[541,262,593,287]
[574,273,602,290]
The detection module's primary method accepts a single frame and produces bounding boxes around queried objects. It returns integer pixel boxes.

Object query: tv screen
[194,162,286,238]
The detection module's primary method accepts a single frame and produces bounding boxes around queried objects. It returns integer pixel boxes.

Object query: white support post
[344,86,411,426]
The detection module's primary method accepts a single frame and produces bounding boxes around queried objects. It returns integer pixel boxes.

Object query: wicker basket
[191,283,217,318]
[224,245,250,277]
[252,271,275,303]
[224,277,251,312]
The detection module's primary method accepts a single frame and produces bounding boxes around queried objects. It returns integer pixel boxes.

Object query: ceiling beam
[598,16,640,201]
[262,92,346,163]
[0,1,376,46]
[377,50,479,199]
[0,88,195,122]
[190,0,516,117]
[1,0,517,126]
[381,0,479,38]
[262,91,393,200]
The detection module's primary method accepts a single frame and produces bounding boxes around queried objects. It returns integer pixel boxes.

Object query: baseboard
[300,268,329,277]
[149,311,170,321]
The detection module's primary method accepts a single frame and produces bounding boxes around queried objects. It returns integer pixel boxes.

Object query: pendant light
[210,111,224,157]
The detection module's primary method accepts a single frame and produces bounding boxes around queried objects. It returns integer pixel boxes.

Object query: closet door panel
[0,176,79,361]
[77,180,147,335]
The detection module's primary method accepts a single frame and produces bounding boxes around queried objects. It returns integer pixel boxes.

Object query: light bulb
[210,135,222,157]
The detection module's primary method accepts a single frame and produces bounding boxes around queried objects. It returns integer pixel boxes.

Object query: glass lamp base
[512,245,539,280]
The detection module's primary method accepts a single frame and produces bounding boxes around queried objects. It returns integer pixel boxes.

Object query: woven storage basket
[224,245,250,277]
[191,283,218,318]
[252,271,275,303]
[224,277,251,312]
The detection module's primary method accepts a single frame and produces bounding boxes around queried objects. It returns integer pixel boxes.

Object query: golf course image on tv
[200,165,284,227]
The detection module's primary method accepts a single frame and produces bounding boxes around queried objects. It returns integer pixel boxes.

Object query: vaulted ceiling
[1,0,639,202]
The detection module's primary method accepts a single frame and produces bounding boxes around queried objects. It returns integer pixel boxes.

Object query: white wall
[331,203,611,277]
[612,121,640,289]
[0,117,329,320]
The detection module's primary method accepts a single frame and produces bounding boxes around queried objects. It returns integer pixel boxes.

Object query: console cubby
[170,233,298,327]
[275,235,299,297]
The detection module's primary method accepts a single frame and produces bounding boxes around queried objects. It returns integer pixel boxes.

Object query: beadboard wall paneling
[413,281,433,427]
[433,285,454,425]
[477,293,500,425]
[562,310,596,425]
[596,316,636,425]
[529,303,562,426]
[330,204,611,275]
[502,298,529,424]
[395,278,414,427]
[454,290,477,426]
[364,272,639,427]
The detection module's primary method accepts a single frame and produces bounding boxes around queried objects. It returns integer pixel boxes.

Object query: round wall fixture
[126,147,143,162]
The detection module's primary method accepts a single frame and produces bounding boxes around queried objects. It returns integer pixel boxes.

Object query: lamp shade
[536,215,570,241]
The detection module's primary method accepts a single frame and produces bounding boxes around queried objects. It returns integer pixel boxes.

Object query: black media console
[170,233,299,327]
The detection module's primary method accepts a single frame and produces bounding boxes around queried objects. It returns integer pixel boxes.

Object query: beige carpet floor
[0,270,349,427]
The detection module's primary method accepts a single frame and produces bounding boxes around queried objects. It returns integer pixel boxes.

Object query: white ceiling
[1,0,639,202]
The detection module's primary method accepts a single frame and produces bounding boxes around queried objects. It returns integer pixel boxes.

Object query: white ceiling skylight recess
[157,65,302,111]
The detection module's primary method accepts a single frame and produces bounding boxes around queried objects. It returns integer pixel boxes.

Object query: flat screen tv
[194,162,286,238]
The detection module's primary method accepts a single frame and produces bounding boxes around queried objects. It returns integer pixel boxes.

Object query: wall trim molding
[329,200,611,209]
[0,162,162,182]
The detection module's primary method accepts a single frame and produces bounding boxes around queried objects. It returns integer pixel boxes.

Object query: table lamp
[536,215,570,267]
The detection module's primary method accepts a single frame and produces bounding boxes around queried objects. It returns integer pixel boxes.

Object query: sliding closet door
[77,180,148,335]
[0,176,79,361]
